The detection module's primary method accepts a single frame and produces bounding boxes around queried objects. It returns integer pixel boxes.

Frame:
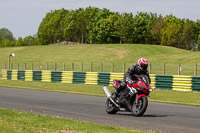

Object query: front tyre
[132,96,148,116]
[105,98,118,114]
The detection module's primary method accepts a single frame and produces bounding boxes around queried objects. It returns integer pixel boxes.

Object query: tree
[179,19,198,50]
[37,9,69,45]
[15,37,24,46]
[85,7,101,44]
[36,7,200,50]
[23,36,38,46]
[151,17,164,44]
[115,13,134,44]
[0,28,15,47]
[132,12,157,44]
[161,15,183,47]
[0,28,15,41]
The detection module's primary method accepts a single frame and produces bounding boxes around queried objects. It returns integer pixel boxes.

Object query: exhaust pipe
[103,86,120,108]
[103,86,111,98]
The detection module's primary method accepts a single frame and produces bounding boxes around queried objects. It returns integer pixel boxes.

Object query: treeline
[37,7,200,50]
[0,28,37,47]
[2,7,200,50]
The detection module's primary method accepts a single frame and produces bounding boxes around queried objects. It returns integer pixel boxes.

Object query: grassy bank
[0,108,156,133]
[0,44,200,75]
[1,44,197,64]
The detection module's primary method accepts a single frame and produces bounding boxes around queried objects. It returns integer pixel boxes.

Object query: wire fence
[0,62,200,77]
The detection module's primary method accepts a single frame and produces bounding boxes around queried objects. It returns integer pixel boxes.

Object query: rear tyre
[132,96,148,116]
[105,98,118,114]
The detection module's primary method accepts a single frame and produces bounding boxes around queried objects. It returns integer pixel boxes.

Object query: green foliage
[0,28,15,41]
[37,7,200,50]
[151,17,164,44]
[15,36,38,47]
[37,8,68,45]
[115,13,134,43]
[23,36,37,46]
[16,37,23,46]
[2,7,200,50]
[0,28,15,47]
[37,7,160,45]
[161,15,183,46]
[132,12,157,44]
[0,28,38,47]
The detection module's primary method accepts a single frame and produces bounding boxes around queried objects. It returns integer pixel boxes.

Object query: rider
[112,58,151,109]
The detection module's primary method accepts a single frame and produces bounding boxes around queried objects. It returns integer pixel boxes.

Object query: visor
[141,64,148,71]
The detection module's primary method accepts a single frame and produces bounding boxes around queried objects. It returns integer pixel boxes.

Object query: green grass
[0,44,199,64]
[0,79,200,106]
[0,108,156,133]
[0,44,200,75]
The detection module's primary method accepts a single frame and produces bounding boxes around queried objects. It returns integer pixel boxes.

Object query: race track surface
[0,87,199,133]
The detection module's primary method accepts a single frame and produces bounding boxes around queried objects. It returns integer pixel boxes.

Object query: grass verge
[0,108,156,133]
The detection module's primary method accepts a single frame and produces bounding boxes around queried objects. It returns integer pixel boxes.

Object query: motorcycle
[103,74,152,116]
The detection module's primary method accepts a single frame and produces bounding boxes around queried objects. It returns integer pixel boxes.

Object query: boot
[111,82,125,103]
[111,91,119,102]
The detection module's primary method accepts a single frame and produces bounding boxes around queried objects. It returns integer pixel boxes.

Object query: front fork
[135,94,138,105]
[135,94,147,105]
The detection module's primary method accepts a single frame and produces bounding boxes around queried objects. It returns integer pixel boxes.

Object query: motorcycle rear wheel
[132,96,148,116]
[105,98,118,114]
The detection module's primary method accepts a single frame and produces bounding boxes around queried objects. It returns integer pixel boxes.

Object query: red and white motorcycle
[103,74,152,116]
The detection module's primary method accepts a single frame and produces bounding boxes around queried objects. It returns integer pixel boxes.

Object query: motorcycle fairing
[138,94,147,99]
[127,78,150,94]
[113,80,121,88]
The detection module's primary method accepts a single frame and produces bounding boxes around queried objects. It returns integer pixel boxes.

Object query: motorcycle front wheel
[132,96,148,116]
[105,98,118,114]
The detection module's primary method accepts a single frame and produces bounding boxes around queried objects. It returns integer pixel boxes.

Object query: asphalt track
[0,87,200,133]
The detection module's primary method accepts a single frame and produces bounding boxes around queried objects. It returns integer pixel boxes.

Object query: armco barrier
[1,69,200,92]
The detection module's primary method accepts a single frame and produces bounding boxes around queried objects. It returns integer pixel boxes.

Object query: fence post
[11,63,13,70]
[90,63,93,72]
[8,54,10,70]
[39,63,41,70]
[123,63,126,73]
[63,63,65,71]
[24,63,26,70]
[72,63,74,71]
[112,63,114,73]
[101,63,103,72]
[32,63,34,70]
[163,63,165,75]
[178,63,181,75]
[46,63,48,70]
[81,63,83,72]
[55,63,57,71]
[149,63,151,74]
[194,63,197,76]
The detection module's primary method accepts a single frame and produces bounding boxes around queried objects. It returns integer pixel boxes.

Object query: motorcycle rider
[112,58,151,110]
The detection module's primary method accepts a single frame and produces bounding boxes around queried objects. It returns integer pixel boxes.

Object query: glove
[126,77,134,84]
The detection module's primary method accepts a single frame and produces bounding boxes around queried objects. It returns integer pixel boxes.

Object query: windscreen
[132,74,150,87]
